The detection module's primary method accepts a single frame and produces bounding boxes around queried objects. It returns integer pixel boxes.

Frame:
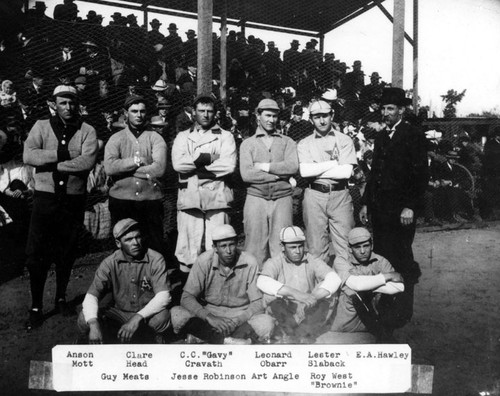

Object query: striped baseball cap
[279,226,306,243]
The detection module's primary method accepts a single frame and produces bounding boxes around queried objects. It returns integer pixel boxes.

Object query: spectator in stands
[262,41,283,92]
[360,87,428,335]
[227,58,248,91]
[79,40,110,96]
[0,126,34,271]
[53,0,78,22]
[126,14,139,29]
[286,104,313,142]
[77,218,172,344]
[175,93,194,133]
[257,226,341,343]
[18,71,50,128]
[171,224,275,344]
[283,39,301,87]
[432,150,475,222]
[342,60,365,100]
[239,98,298,266]
[172,94,236,275]
[331,227,404,342]
[23,85,98,330]
[360,72,384,103]
[183,29,197,68]
[298,100,357,263]
[163,23,183,81]
[104,95,168,258]
[176,66,196,95]
[318,53,336,90]
[457,134,482,177]
[0,80,17,108]
[147,19,165,46]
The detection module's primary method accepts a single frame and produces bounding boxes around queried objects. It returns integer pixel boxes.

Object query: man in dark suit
[359,87,428,335]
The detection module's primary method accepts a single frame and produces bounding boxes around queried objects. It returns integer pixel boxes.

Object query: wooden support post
[197,0,213,95]
[319,34,325,56]
[413,0,419,113]
[391,0,405,88]
[220,0,228,104]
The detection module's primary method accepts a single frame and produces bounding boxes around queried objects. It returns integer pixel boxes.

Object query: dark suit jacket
[363,121,429,215]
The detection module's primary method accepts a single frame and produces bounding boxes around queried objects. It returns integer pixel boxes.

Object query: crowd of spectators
[1,1,499,279]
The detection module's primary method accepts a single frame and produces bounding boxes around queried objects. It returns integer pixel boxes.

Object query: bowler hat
[150,18,161,26]
[168,23,178,30]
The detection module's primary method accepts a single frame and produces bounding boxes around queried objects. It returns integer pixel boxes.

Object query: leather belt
[309,181,348,193]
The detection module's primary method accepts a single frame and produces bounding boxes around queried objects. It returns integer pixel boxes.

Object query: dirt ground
[0,225,499,396]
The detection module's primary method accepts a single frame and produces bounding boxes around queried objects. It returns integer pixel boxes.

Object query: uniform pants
[175,209,229,272]
[26,192,85,310]
[77,307,171,340]
[302,188,354,263]
[171,305,275,342]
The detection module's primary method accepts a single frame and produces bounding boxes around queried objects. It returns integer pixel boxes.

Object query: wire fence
[1,7,500,266]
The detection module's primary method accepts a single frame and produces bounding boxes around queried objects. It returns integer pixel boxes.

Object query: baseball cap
[348,227,372,245]
[308,100,332,115]
[279,226,306,243]
[124,95,146,109]
[257,98,280,112]
[113,218,140,240]
[212,224,237,242]
[53,85,78,98]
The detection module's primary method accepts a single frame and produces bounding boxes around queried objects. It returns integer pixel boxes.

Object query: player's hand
[291,291,318,308]
[206,314,237,336]
[384,272,404,283]
[400,208,414,226]
[88,320,104,344]
[118,314,143,343]
[359,205,368,225]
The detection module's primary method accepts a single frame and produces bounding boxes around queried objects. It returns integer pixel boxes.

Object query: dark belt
[309,181,348,193]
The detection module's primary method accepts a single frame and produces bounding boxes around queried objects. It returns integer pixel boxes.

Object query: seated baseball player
[171,224,275,344]
[77,218,172,344]
[330,227,404,342]
[257,226,342,343]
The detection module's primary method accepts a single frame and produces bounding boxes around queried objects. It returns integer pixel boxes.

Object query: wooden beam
[197,0,213,95]
[391,0,405,88]
[327,1,379,32]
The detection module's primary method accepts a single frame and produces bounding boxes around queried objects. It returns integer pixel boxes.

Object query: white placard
[53,344,411,393]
